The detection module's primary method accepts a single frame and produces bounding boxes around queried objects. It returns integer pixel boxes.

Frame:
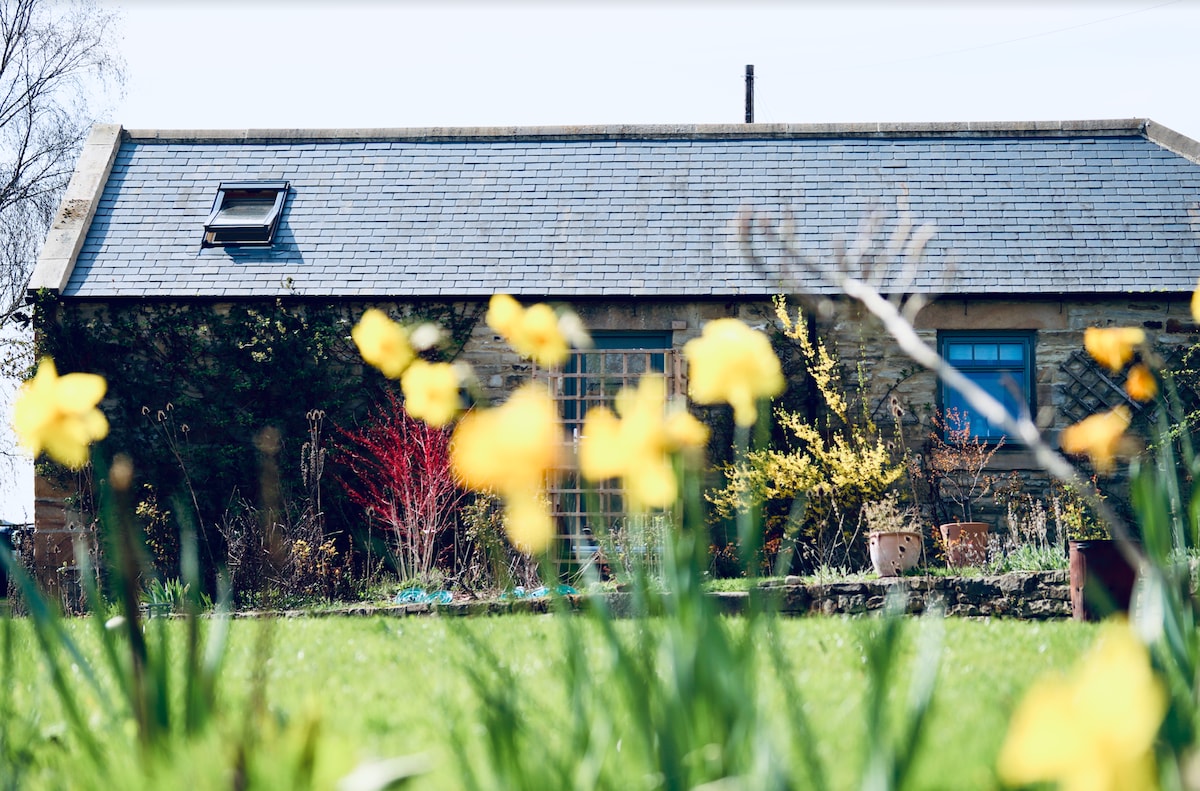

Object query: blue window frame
[938,332,1035,442]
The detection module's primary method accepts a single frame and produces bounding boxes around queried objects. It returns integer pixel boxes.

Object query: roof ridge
[123,119,1151,143]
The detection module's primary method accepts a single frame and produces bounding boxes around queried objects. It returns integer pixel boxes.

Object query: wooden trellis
[1057,349,1145,424]
[536,348,686,566]
[1058,345,1200,426]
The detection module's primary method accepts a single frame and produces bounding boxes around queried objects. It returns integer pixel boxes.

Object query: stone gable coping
[29,124,122,292]
[123,118,1150,144]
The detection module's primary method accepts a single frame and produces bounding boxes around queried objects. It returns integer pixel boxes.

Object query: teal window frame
[937,331,1035,442]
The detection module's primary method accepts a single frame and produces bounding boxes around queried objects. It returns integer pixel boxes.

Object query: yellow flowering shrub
[708,299,905,561]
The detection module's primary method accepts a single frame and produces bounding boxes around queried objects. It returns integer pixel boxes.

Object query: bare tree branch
[741,208,1136,550]
[0,0,123,332]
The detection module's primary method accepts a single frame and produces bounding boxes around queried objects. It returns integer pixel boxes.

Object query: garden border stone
[223,570,1071,619]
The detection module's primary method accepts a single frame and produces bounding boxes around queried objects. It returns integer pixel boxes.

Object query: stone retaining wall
[755,570,1071,618]
[244,570,1071,620]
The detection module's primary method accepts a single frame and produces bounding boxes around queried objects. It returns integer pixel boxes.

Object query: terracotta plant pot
[939,522,990,568]
[1069,539,1139,622]
[868,530,922,577]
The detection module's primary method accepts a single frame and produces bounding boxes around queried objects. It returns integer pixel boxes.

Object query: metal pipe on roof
[745,65,754,124]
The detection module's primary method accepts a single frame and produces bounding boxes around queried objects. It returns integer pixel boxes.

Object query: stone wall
[258,570,1073,620]
[755,571,1071,618]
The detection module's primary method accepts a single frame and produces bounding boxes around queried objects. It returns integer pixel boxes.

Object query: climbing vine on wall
[35,293,482,578]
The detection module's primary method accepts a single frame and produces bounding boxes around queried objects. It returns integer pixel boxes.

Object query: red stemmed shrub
[335,389,467,584]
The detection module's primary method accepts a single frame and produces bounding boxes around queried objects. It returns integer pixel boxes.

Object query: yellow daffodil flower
[503,488,555,555]
[450,384,562,553]
[485,294,572,367]
[512,303,569,367]
[578,405,626,480]
[486,293,523,337]
[1084,327,1145,373]
[352,308,414,379]
[998,621,1165,791]
[579,375,708,510]
[12,358,109,469]
[400,360,461,427]
[683,318,784,426]
[1192,279,1200,323]
[1060,406,1132,474]
[1125,363,1158,403]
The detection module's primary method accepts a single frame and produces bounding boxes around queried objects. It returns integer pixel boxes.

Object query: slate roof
[39,120,1200,300]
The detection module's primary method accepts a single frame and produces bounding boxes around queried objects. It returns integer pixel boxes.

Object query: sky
[106,1,1200,138]
[3,0,1200,521]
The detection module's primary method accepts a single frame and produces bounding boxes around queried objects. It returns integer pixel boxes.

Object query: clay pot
[869,530,922,577]
[939,522,990,568]
[1069,539,1139,622]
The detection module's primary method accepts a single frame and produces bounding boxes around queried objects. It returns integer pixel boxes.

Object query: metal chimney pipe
[745,65,754,124]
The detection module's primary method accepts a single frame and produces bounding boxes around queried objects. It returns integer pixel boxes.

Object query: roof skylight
[202,181,289,248]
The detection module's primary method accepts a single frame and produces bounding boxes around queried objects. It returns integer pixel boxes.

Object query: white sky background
[4,0,1200,521]
[108,0,1200,136]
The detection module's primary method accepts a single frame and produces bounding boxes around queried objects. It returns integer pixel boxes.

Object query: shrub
[335,389,468,586]
[707,296,906,570]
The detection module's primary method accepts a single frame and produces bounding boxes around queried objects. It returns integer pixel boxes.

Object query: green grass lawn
[4,613,1095,790]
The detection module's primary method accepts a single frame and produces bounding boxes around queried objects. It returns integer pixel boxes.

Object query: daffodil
[12,357,109,469]
[1125,363,1158,403]
[486,293,523,338]
[1060,406,1132,474]
[1192,279,1200,323]
[579,375,708,510]
[450,384,563,553]
[503,488,555,554]
[998,621,1165,791]
[512,303,569,366]
[1084,327,1145,373]
[485,294,572,367]
[352,308,414,379]
[683,318,784,426]
[401,360,461,427]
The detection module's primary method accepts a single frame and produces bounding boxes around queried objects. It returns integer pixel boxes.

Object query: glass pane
[999,343,1025,362]
[946,344,972,362]
[209,197,275,226]
[946,371,1027,441]
[973,344,998,362]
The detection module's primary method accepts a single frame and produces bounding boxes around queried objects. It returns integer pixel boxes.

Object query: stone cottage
[25,119,1200,579]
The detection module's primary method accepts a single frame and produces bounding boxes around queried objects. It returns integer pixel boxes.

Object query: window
[938,332,1034,442]
[540,331,682,567]
[558,332,675,428]
[201,181,288,248]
